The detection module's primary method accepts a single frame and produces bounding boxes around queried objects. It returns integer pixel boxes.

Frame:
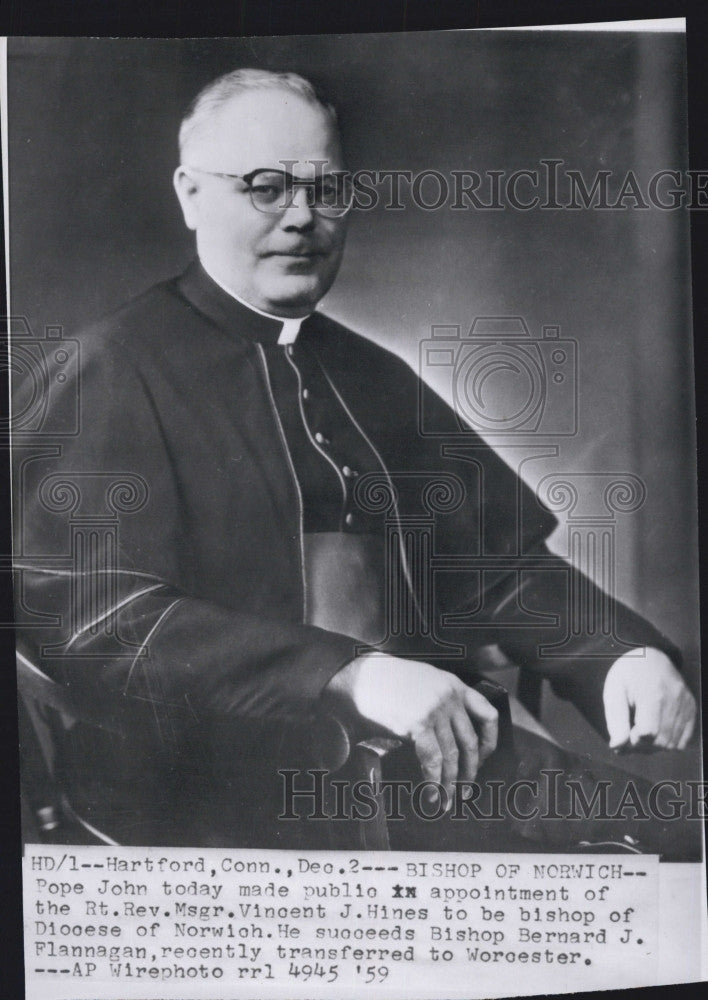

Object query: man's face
[174,89,348,317]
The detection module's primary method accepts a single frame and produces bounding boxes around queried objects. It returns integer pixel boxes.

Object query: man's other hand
[603,648,696,752]
[324,653,498,802]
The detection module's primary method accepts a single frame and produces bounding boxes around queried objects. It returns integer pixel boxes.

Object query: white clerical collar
[201,263,310,345]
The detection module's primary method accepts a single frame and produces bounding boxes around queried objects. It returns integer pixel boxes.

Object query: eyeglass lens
[249,170,352,216]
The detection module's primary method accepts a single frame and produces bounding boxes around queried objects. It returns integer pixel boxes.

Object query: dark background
[2,5,707,1000]
[7,31,699,702]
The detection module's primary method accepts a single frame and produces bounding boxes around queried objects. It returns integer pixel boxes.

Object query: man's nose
[281,184,316,229]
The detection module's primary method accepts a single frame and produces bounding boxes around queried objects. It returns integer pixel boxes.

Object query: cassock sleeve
[410,373,683,739]
[14,330,357,736]
[447,542,682,739]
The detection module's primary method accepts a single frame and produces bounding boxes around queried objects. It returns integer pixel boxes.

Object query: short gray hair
[178,67,338,158]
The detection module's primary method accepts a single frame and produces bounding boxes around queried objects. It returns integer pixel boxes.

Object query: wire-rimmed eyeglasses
[185,166,355,218]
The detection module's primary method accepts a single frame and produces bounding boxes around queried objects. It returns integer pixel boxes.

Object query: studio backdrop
[6,32,698,753]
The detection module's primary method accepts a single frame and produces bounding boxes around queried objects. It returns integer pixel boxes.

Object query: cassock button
[302,388,310,400]
[345,513,355,527]
[342,465,358,478]
[314,431,328,445]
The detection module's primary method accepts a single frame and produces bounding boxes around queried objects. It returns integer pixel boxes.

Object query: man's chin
[257,276,328,316]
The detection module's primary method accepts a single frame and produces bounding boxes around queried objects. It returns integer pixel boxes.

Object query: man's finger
[677,710,696,750]
[411,727,444,801]
[629,692,662,746]
[450,707,480,783]
[434,717,460,807]
[672,690,696,749]
[653,699,676,749]
[603,681,632,750]
[462,686,498,762]
[667,694,689,748]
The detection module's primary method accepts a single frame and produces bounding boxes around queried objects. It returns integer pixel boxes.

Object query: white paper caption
[23,846,659,999]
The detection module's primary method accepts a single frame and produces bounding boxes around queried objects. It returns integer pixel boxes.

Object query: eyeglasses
[186,166,355,218]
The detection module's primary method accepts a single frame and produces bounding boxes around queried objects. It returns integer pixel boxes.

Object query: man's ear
[173,166,201,231]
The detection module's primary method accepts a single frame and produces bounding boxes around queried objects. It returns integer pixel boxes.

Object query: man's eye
[251,184,281,197]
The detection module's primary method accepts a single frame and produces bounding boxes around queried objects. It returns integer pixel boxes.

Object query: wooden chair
[16,649,515,850]
[17,648,123,844]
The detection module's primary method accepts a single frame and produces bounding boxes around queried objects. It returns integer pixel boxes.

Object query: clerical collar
[200,262,309,346]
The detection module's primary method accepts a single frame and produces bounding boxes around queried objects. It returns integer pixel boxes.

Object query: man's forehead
[187,88,343,173]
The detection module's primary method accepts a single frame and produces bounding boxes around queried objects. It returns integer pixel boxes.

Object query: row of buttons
[303,398,359,480]
[311,426,359,525]
[285,343,361,530]
[313,433,360,479]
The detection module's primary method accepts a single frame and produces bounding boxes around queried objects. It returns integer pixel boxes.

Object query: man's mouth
[263,249,326,259]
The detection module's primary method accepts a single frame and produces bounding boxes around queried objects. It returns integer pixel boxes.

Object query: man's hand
[324,653,498,803]
[603,648,696,751]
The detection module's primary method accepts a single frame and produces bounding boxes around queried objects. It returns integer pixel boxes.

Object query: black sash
[303,532,385,644]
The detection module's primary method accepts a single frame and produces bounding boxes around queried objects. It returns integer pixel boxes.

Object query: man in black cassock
[14,69,697,853]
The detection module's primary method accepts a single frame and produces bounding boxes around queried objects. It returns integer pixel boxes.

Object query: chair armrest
[319,675,515,774]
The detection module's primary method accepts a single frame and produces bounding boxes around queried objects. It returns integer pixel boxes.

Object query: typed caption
[22,846,685,999]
